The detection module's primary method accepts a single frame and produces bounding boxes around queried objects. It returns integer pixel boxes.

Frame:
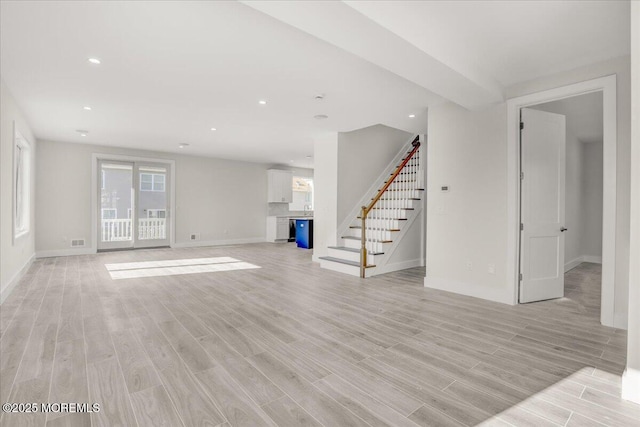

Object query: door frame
[96,159,135,251]
[91,153,176,253]
[506,74,618,327]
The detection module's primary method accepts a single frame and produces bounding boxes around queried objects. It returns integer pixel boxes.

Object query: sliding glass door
[97,160,170,251]
[135,164,169,248]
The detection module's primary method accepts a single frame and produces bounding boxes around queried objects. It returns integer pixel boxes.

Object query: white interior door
[519,108,566,303]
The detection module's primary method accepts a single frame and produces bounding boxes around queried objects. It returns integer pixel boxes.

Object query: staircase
[319,135,425,277]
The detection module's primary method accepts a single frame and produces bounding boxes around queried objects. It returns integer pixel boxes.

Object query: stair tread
[357,217,407,220]
[385,188,425,191]
[328,246,384,255]
[319,256,375,268]
[349,226,400,232]
[342,236,392,243]
[373,198,422,201]
[371,207,414,210]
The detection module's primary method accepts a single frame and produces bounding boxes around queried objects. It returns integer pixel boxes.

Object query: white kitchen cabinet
[266,216,290,242]
[267,169,293,203]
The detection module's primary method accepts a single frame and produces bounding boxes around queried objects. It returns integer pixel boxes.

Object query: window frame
[140,173,166,192]
[146,209,166,219]
[101,208,117,220]
[289,176,314,211]
[13,129,31,242]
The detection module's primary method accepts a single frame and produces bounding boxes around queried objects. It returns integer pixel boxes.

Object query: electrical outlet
[465,261,473,271]
[488,263,496,274]
[190,233,200,241]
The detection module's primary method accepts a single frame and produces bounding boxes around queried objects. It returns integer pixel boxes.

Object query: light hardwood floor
[0,243,635,426]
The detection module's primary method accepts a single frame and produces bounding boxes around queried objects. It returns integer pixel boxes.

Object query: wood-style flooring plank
[48,339,89,422]
[129,384,185,427]
[87,358,138,427]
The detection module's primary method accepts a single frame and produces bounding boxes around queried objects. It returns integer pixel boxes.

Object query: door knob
[560,227,568,232]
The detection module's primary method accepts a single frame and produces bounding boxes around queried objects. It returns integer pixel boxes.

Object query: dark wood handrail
[363,135,420,217]
[360,135,421,278]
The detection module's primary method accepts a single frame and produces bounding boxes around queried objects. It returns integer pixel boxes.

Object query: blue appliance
[295,219,313,249]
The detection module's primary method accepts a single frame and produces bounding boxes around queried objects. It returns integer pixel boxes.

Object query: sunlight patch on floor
[476,367,625,426]
[105,256,241,271]
[105,257,260,279]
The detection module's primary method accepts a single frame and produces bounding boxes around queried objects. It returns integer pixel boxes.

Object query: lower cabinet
[266,217,290,242]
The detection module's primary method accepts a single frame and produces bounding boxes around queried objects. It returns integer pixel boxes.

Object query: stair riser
[378,190,423,199]
[343,238,392,253]
[368,199,420,209]
[327,248,380,264]
[320,259,373,277]
[361,208,413,219]
[357,219,403,229]
[347,229,393,241]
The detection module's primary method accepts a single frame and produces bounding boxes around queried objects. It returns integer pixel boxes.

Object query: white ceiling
[0,1,630,167]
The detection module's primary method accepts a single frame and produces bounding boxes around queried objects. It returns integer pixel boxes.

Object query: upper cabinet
[267,169,293,203]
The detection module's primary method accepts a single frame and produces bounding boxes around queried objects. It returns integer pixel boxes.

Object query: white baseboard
[564,254,603,272]
[0,253,35,304]
[564,257,583,273]
[583,255,603,264]
[614,312,628,330]
[172,237,266,249]
[36,248,96,258]
[424,276,515,306]
[622,368,640,404]
[373,258,423,276]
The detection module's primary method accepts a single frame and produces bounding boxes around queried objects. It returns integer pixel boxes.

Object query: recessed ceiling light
[210,127,217,131]
[408,114,416,118]
[305,155,313,159]
[258,100,267,105]
[83,106,92,111]
[314,114,328,120]
[289,160,294,163]
[179,143,189,149]
[88,58,101,65]
[315,94,325,101]
[76,129,89,136]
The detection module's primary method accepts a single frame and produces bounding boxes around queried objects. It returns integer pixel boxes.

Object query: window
[140,173,165,192]
[13,131,31,240]
[101,170,106,190]
[289,177,313,211]
[101,208,117,219]
[147,209,166,219]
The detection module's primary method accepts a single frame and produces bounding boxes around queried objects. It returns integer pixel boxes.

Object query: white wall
[425,102,511,303]
[337,124,412,227]
[425,56,631,319]
[35,140,270,254]
[312,135,339,261]
[0,80,36,303]
[582,141,604,257]
[622,0,639,404]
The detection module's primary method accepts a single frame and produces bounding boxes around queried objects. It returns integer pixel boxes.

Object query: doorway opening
[519,92,604,309]
[506,74,617,327]
[92,154,175,252]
